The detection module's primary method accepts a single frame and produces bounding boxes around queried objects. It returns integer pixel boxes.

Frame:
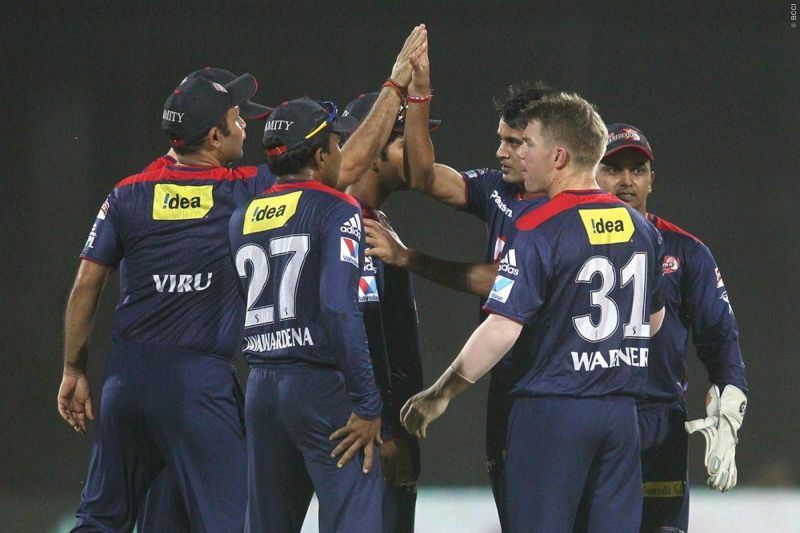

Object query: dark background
[2,1,797,529]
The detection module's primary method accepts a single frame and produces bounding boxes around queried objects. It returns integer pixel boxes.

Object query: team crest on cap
[608,128,641,144]
[211,82,228,93]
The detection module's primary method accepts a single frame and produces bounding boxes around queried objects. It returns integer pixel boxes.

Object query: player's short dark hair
[494,81,554,130]
[173,114,232,156]
[379,131,402,162]
[521,92,608,168]
[266,130,332,176]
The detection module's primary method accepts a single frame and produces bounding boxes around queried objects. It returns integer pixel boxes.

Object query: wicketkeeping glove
[685,385,747,492]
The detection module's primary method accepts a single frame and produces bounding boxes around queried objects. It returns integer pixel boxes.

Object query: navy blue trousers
[72,341,247,533]
[486,368,513,531]
[245,365,382,533]
[505,396,642,533]
[637,400,689,533]
[380,433,419,533]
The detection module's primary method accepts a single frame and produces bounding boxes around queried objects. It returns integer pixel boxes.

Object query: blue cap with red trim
[182,67,272,120]
[604,123,654,161]
[263,97,356,156]
[162,73,257,148]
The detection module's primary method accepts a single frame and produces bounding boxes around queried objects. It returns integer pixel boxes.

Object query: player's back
[486,189,664,399]
[81,163,275,359]
[229,180,367,369]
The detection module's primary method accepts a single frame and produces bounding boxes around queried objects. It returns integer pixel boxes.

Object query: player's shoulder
[516,189,622,232]
[649,213,706,249]
[114,163,265,190]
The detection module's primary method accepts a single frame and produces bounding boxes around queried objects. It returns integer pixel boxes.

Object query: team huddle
[57,25,748,533]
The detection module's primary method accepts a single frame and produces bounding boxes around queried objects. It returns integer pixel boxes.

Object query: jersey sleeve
[320,203,382,419]
[483,230,551,323]
[684,242,748,392]
[461,168,501,221]
[79,191,123,267]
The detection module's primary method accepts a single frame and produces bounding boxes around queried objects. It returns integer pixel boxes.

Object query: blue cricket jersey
[228,180,382,419]
[80,163,276,359]
[358,207,424,440]
[645,213,748,401]
[484,190,665,399]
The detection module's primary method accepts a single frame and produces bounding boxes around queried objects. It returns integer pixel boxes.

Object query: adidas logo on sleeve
[497,249,519,276]
[340,215,362,239]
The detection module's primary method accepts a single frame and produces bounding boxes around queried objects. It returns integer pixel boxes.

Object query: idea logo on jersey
[578,207,634,245]
[153,184,214,220]
[243,191,302,234]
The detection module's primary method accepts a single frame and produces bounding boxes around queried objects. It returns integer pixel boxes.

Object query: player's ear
[207,126,222,149]
[553,146,569,170]
[312,146,325,170]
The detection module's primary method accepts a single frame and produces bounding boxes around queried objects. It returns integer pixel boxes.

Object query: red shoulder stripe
[116,165,260,188]
[516,190,623,231]
[649,214,702,243]
[265,180,360,208]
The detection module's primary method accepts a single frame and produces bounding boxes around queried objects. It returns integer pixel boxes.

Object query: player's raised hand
[409,34,430,96]
[390,24,428,89]
[365,218,410,268]
[58,369,95,434]
[330,412,382,473]
[400,386,450,439]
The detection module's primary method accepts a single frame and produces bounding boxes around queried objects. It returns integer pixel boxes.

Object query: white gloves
[685,385,747,492]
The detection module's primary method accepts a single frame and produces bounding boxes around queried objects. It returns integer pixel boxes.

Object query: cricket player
[228,25,429,533]
[133,67,273,532]
[596,123,748,533]
[58,73,276,532]
[364,43,550,527]
[401,92,666,532]
[339,91,440,532]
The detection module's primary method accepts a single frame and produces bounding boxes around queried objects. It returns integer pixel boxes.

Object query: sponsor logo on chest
[243,191,302,234]
[153,184,214,220]
[489,190,513,218]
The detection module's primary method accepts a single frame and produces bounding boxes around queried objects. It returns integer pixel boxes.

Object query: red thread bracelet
[382,79,407,99]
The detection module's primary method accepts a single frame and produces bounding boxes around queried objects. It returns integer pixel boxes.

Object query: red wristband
[407,93,433,104]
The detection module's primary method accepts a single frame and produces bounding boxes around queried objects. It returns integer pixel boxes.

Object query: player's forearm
[338,88,404,190]
[403,95,436,193]
[450,314,523,385]
[402,249,495,297]
[63,267,108,372]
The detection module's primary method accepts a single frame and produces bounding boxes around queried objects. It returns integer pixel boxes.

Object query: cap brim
[603,144,654,161]
[225,73,258,111]
[332,114,360,136]
[240,101,273,120]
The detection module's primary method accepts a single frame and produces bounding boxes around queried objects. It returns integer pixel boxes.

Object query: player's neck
[547,170,599,198]
[174,149,228,168]
[346,170,387,209]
